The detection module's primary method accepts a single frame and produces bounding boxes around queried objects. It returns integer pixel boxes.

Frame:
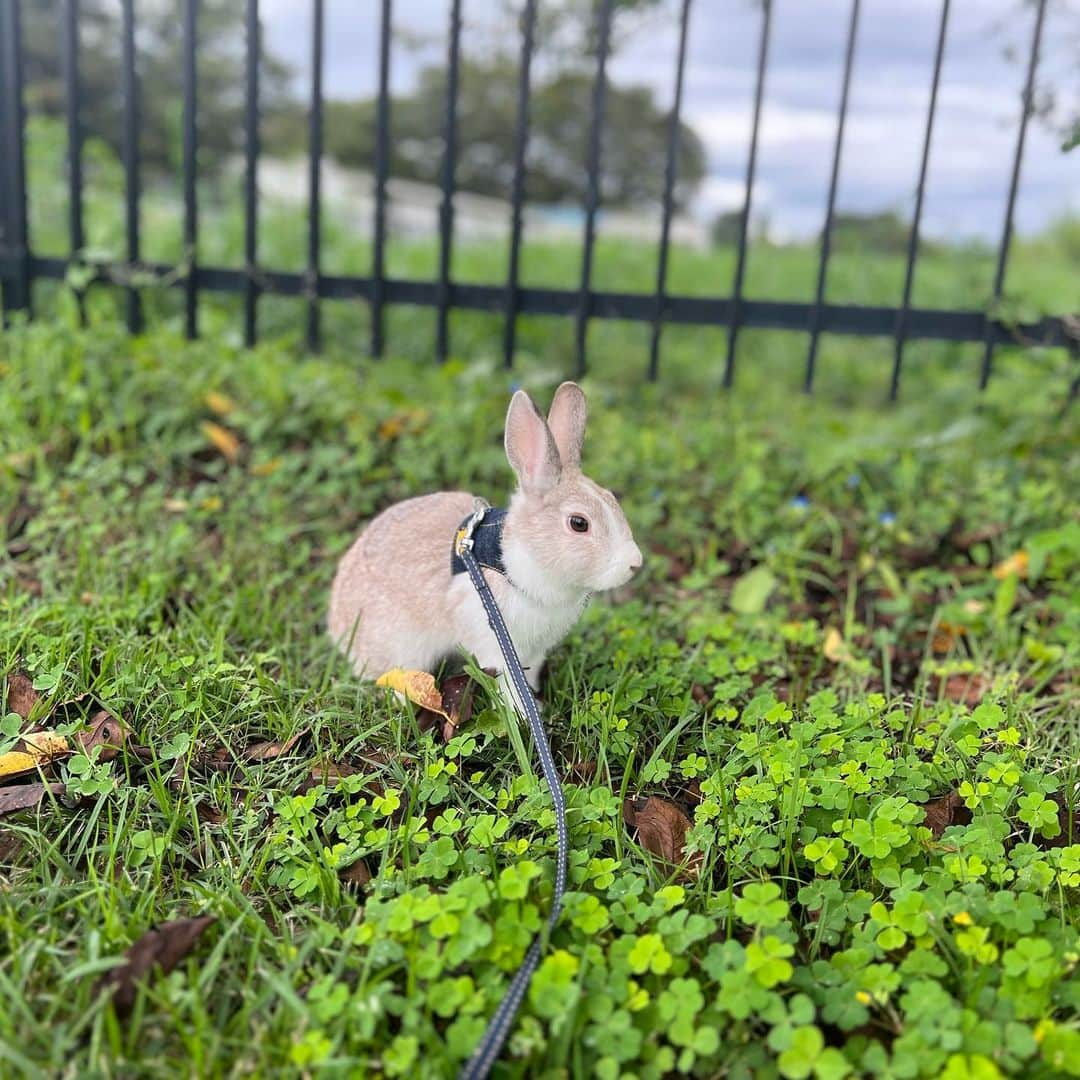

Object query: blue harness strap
[453,506,568,1080]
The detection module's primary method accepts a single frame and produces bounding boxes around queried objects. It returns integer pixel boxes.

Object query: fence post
[502,0,538,371]
[435,0,463,365]
[370,0,392,359]
[574,0,614,378]
[980,0,1047,390]
[0,7,8,321]
[243,0,260,347]
[305,0,325,354]
[182,0,199,339]
[723,0,772,388]
[804,0,861,393]
[648,0,692,382]
[0,0,32,320]
[120,0,143,333]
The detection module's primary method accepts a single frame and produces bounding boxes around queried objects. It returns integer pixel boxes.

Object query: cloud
[260,0,1078,241]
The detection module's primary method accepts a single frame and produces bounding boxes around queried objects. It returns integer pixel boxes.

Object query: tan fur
[328,383,642,692]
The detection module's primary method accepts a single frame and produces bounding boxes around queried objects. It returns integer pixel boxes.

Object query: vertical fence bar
[502,0,537,370]
[243,0,259,347]
[182,0,198,339]
[804,0,859,393]
[0,0,31,319]
[61,0,84,261]
[891,0,949,401]
[370,0,392,359]
[0,28,7,322]
[980,0,1047,390]
[648,0,692,382]
[305,0,325,353]
[574,0,614,378]
[435,0,463,364]
[120,0,142,333]
[722,0,771,388]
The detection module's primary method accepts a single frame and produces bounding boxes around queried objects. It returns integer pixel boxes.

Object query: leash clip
[455,500,491,557]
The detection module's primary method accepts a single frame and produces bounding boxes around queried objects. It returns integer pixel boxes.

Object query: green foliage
[0,321,1077,1077]
[278,62,706,209]
[22,0,294,176]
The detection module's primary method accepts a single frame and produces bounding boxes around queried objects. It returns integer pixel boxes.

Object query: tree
[827,211,927,256]
[1006,0,1078,152]
[20,0,295,176]
[308,59,706,209]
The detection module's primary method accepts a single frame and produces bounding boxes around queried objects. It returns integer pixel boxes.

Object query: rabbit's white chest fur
[449,570,587,685]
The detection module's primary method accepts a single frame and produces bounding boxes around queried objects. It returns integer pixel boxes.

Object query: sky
[261,0,1079,242]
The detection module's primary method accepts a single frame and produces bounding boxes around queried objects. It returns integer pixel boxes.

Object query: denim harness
[450,506,508,577]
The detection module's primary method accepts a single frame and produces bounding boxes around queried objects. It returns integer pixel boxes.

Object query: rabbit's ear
[505,390,561,493]
[546,381,587,470]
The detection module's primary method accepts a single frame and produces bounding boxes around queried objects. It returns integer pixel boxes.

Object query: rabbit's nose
[628,545,643,573]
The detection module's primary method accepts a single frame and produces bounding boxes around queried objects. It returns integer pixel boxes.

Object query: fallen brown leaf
[932,621,968,656]
[245,729,306,762]
[4,671,40,722]
[74,710,131,762]
[376,668,448,721]
[205,729,307,770]
[195,801,225,826]
[339,858,372,887]
[921,791,971,838]
[0,781,66,817]
[0,832,21,862]
[569,760,598,784]
[681,779,704,808]
[439,673,475,741]
[934,672,991,705]
[624,796,700,876]
[98,916,216,1016]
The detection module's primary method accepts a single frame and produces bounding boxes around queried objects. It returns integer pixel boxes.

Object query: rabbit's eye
[568,514,590,534]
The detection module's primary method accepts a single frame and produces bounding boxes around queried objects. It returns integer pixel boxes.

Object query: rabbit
[327,381,643,701]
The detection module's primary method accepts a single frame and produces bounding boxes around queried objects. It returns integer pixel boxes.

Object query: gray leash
[454,507,568,1080]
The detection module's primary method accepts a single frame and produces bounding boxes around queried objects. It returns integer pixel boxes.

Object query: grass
[1,314,1078,1077]
[15,115,1080,409]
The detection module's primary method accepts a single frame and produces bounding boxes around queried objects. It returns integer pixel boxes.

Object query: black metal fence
[0,0,1075,396]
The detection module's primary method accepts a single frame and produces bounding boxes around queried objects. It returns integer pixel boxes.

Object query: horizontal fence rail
[0,0,1076,395]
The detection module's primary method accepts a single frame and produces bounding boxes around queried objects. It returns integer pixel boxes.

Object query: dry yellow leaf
[378,415,408,441]
[164,497,188,513]
[378,408,430,442]
[992,550,1028,579]
[204,390,236,416]
[375,668,449,721]
[201,421,240,462]
[932,620,967,654]
[250,458,282,477]
[823,627,854,664]
[0,730,70,780]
